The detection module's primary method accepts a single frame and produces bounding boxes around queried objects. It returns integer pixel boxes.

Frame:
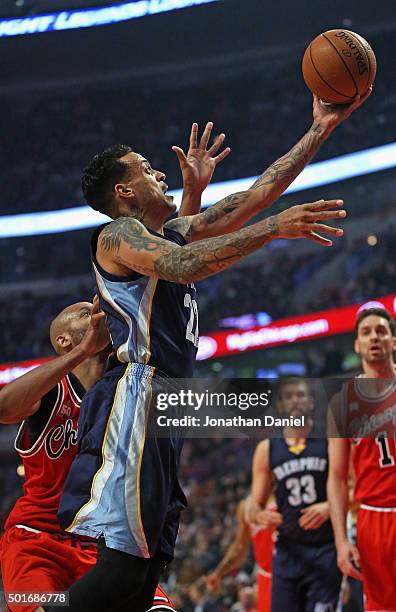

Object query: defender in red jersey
[328,308,396,611]
[0,299,110,612]
[206,497,276,611]
[0,303,176,612]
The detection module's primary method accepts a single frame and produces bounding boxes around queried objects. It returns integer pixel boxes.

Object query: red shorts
[0,526,97,612]
[357,506,396,611]
[257,568,271,612]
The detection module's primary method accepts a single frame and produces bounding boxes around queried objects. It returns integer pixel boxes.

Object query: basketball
[302,29,376,104]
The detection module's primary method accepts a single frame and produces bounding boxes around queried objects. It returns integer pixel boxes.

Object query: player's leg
[257,570,272,612]
[115,554,170,612]
[271,539,301,612]
[68,538,97,583]
[0,527,80,612]
[303,541,342,612]
[356,507,396,611]
[121,503,183,612]
[46,539,153,612]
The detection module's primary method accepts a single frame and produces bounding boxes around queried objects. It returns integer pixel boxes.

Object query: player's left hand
[205,571,222,594]
[299,501,330,530]
[80,295,111,356]
[254,508,283,530]
[172,122,231,194]
[312,86,372,131]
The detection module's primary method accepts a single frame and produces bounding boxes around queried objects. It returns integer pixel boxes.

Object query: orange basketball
[302,29,376,104]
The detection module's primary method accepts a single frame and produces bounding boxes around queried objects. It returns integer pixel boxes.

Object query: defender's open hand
[173,122,231,193]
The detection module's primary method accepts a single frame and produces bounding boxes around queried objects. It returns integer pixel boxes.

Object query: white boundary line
[1,141,396,238]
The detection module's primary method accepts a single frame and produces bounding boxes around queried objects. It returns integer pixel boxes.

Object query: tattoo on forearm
[250,122,326,191]
[172,122,327,240]
[100,215,279,284]
[165,193,248,241]
[154,216,279,283]
[164,216,194,238]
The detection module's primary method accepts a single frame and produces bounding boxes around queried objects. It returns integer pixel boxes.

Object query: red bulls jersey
[244,497,274,573]
[344,377,396,507]
[5,374,83,533]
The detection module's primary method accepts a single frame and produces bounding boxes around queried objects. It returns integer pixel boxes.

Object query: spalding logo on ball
[302,29,377,104]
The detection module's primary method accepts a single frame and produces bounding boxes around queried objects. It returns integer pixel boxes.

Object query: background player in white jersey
[328,308,396,612]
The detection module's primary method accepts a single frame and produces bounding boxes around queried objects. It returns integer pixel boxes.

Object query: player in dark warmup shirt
[251,378,342,611]
[55,94,369,611]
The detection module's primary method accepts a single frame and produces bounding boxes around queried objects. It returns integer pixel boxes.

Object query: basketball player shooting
[328,308,396,612]
[0,122,228,612]
[54,92,370,612]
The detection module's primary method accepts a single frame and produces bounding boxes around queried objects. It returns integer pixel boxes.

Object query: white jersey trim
[153,598,169,602]
[66,373,83,405]
[14,381,64,457]
[93,262,134,363]
[354,376,396,403]
[15,524,42,533]
[360,504,396,512]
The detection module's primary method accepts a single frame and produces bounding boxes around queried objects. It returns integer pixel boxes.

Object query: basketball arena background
[0,1,395,610]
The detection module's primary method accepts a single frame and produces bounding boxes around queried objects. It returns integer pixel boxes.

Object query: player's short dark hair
[81,144,133,215]
[355,307,396,336]
[277,376,311,399]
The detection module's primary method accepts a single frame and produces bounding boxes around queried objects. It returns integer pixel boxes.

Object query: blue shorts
[271,537,342,612]
[58,363,186,559]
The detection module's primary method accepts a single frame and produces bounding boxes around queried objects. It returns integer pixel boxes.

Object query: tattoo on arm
[100,218,166,254]
[163,216,194,238]
[99,215,279,284]
[182,122,327,239]
[154,216,279,282]
[250,122,326,190]
[166,195,248,240]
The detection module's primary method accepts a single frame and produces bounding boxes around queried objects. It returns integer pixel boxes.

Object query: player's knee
[98,546,150,595]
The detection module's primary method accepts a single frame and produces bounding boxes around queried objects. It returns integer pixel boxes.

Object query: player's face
[355,315,395,364]
[67,302,93,347]
[116,152,176,216]
[277,382,313,418]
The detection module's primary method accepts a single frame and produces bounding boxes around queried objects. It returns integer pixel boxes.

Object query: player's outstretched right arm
[98,199,345,284]
[166,90,371,242]
[0,298,109,424]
